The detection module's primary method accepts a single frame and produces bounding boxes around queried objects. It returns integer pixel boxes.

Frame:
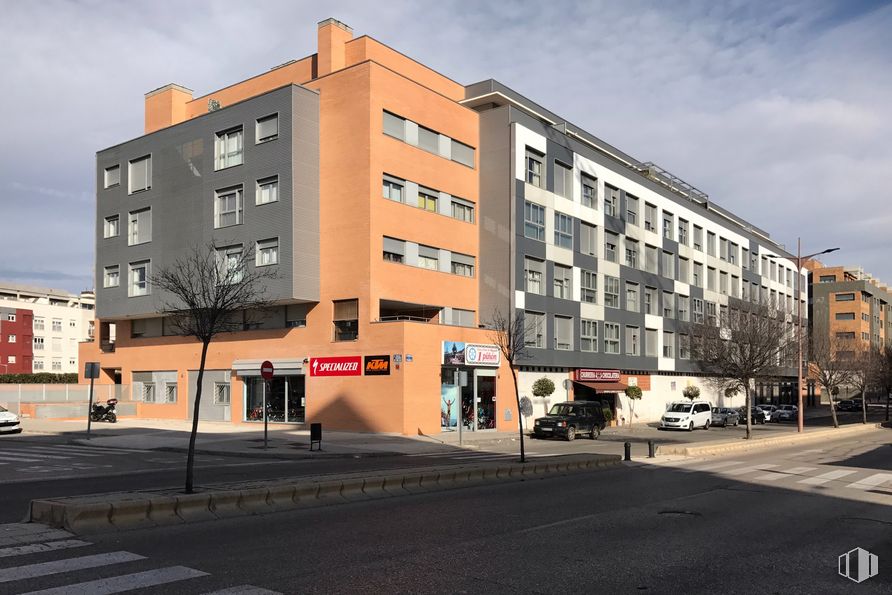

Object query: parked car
[756,404,777,422]
[533,401,607,441]
[0,405,22,434]
[660,401,713,431]
[774,408,796,422]
[837,400,855,411]
[711,407,740,427]
[737,407,767,424]
[852,398,864,410]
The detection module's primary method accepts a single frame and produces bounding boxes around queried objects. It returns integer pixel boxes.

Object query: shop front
[233,359,306,424]
[572,368,626,422]
[440,341,500,432]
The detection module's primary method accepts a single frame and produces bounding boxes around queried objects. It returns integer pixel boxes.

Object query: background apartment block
[0,306,34,374]
[0,283,94,374]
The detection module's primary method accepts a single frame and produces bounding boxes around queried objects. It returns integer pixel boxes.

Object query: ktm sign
[364,355,391,376]
[310,356,362,377]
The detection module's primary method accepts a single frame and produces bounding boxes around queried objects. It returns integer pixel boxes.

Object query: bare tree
[809,334,853,429]
[848,345,882,424]
[688,299,795,439]
[151,242,275,493]
[488,309,533,463]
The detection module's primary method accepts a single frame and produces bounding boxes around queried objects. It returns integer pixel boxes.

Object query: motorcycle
[90,398,118,423]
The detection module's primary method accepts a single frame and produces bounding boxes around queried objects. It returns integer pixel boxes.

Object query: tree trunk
[510,367,525,463]
[886,390,890,422]
[185,340,210,493]
[829,393,839,429]
[861,388,868,424]
[744,384,752,440]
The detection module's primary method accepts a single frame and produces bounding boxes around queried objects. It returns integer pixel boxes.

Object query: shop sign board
[364,355,391,376]
[442,341,466,365]
[575,369,621,382]
[310,356,362,377]
[465,343,501,366]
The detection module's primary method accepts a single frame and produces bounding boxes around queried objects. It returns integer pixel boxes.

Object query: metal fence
[0,384,133,414]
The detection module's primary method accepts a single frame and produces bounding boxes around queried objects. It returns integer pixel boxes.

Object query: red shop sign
[575,369,621,382]
[310,356,362,377]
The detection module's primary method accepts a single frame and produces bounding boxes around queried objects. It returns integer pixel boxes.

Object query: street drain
[658,510,701,517]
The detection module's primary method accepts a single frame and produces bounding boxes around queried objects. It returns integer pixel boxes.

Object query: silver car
[711,407,740,427]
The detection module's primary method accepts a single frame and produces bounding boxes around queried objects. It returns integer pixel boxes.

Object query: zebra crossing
[0,443,173,482]
[0,531,281,594]
[678,459,892,493]
[0,443,151,465]
[407,450,566,462]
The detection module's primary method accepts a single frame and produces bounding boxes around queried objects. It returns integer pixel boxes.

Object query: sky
[1,0,890,294]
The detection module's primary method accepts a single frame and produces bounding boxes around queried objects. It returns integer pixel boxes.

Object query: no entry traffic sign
[260,360,274,380]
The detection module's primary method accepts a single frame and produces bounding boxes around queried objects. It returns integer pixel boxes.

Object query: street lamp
[768,241,840,433]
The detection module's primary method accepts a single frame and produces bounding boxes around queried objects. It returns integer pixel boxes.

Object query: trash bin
[310,422,322,451]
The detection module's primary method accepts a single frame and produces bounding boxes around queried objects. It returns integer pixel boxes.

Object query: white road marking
[0,449,71,460]
[20,566,208,595]
[0,454,45,463]
[754,466,816,481]
[845,473,892,491]
[0,551,144,583]
[694,461,745,471]
[0,540,90,559]
[798,469,858,486]
[17,446,102,457]
[201,585,283,595]
[722,464,779,477]
[792,449,825,456]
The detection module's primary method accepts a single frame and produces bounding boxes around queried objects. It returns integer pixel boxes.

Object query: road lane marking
[20,566,208,595]
[754,466,816,481]
[16,446,103,457]
[0,449,71,460]
[694,461,745,471]
[0,455,46,463]
[201,585,283,595]
[0,540,90,559]
[845,473,892,491]
[0,551,144,583]
[798,469,858,486]
[723,464,779,477]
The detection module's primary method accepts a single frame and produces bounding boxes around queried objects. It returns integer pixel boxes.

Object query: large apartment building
[0,283,94,374]
[0,307,34,374]
[809,264,892,350]
[82,18,804,433]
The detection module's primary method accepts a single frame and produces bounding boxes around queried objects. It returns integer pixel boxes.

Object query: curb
[28,454,621,535]
[655,422,886,457]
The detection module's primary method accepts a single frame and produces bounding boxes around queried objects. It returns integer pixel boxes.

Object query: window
[216,245,244,283]
[693,262,703,287]
[524,311,545,348]
[7,355,15,364]
[383,111,405,140]
[835,312,856,320]
[678,219,689,245]
[679,334,690,359]
[662,251,675,279]
[645,203,657,232]
[581,270,597,303]
[103,265,120,288]
[418,126,439,153]
[693,225,703,251]
[256,238,279,266]
[525,148,544,187]
[165,383,178,404]
[103,215,119,239]
[719,237,728,261]
[580,223,597,256]
[34,359,44,371]
[451,140,475,168]
[693,298,704,323]
[644,286,657,315]
[333,299,359,341]
[69,320,76,328]
[257,176,279,205]
[581,319,598,352]
[554,315,573,350]
[52,318,62,332]
[581,174,597,208]
[707,267,717,291]
[450,253,475,277]
[663,212,673,240]
[731,275,740,298]
[128,155,151,193]
[553,265,572,299]
[663,331,674,358]
[604,232,618,262]
[604,323,620,354]
[707,231,716,256]
[625,239,639,269]
[104,165,120,188]
[33,317,44,331]
[836,332,856,340]
[417,188,438,212]
[451,198,475,223]
[663,291,674,318]
[128,208,152,245]
[51,358,62,371]
[720,271,729,295]
[729,243,738,265]
[625,326,640,356]
[33,337,44,351]
[752,252,760,272]
[129,260,150,297]
[417,246,439,271]
[524,202,545,241]
[678,257,689,283]
[142,383,156,403]
[554,212,573,249]
[215,127,243,170]
[706,301,717,325]
[836,293,855,301]
[214,383,231,405]
[450,309,476,328]
[383,237,405,264]
[7,334,15,343]
[554,161,572,199]
[678,295,689,321]
[645,244,658,274]
[626,282,639,312]
[215,186,244,228]
[626,194,639,225]
[820,275,837,283]
[604,276,620,308]
[524,257,544,294]
[256,114,278,143]
[604,185,619,217]
[645,328,658,357]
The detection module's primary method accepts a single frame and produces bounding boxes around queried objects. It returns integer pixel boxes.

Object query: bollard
[624,441,631,461]
[648,440,656,458]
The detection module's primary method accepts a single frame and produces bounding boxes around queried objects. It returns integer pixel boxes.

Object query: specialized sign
[464,343,501,366]
[310,356,362,377]
[575,369,621,382]
[364,355,391,376]
[260,360,274,380]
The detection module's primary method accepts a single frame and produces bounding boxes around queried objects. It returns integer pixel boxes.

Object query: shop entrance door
[475,370,497,431]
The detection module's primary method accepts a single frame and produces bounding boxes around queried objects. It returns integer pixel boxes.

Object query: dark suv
[533,401,607,441]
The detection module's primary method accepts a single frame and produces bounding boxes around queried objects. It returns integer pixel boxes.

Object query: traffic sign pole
[260,361,274,450]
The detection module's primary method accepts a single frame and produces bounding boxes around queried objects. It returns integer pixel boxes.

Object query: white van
[659,400,713,431]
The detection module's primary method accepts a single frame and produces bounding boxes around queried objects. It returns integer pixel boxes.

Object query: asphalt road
[2,429,889,593]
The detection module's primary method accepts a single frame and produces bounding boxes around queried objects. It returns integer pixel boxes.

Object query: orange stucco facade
[83,19,517,435]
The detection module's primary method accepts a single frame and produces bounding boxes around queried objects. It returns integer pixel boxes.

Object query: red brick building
[0,307,34,374]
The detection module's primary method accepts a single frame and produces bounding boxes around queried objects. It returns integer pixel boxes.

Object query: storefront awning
[574,380,626,392]
[232,359,304,377]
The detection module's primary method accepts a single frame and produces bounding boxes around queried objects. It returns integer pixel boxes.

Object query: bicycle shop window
[333,299,359,341]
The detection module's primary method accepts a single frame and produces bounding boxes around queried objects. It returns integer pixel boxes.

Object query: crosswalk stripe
[202,585,283,595]
[0,551,144,583]
[694,461,744,471]
[15,446,102,457]
[0,455,46,463]
[723,464,779,477]
[20,565,208,595]
[0,449,71,460]
[845,473,892,491]
[27,445,139,455]
[0,540,90,559]
[754,467,816,481]
[798,469,858,486]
